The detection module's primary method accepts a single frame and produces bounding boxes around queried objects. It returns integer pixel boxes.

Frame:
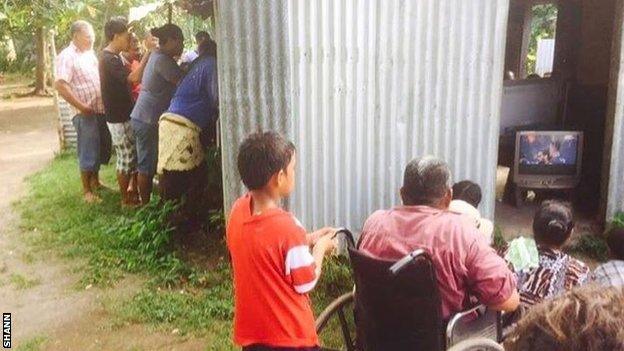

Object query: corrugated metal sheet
[606,1,624,220]
[218,0,510,231]
[216,0,292,211]
[55,95,78,149]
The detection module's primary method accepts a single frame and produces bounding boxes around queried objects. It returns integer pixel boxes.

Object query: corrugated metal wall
[216,0,292,211]
[606,0,624,220]
[218,0,510,231]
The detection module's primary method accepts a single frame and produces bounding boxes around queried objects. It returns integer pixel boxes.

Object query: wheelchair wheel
[315,292,356,351]
[446,337,504,351]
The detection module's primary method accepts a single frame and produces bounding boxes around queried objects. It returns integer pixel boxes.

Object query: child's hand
[307,227,336,246]
[315,234,338,255]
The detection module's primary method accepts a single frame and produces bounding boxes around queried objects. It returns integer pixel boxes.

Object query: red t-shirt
[127,59,141,102]
[226,194,319,347]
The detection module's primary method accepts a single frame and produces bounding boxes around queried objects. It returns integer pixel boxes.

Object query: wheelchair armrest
[446,305,502,347]
[389,249,426,276]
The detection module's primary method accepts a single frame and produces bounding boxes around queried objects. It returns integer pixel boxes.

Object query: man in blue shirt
[157,36,218,231]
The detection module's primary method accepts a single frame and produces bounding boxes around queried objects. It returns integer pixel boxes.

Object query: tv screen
[517,132,580,176]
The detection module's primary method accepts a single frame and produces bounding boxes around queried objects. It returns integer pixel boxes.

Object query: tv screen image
[517,132,580,176]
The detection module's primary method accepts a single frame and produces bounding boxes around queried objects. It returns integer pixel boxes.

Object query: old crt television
[513,131,583,189]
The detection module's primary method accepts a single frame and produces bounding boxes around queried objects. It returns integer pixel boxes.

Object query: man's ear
[441,188,452,209]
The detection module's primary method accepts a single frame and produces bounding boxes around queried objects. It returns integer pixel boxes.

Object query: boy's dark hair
[533,200,574,247]
[452,180,482,208]
[150,23,183,45]
[237,132,295,190]
[607,228,624,260]
[104,17,128,42]
[195,31,210,43]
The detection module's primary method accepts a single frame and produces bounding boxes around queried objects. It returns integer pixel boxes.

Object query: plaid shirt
[593,260,624,288]
[55,42,104,114]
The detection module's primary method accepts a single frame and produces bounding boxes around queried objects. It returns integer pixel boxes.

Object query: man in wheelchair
[340,156,520,350]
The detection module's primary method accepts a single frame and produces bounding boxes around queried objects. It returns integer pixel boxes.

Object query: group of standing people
[55,18,218,220]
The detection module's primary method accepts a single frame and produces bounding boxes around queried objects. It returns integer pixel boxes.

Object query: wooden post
[168,3,173,24]
[48,29,65,150]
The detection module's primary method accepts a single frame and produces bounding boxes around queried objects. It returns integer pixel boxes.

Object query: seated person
[516,200,589,306]
[358,156,519,320]
[449,180,494,241]
[593,228,624,287]
[504,285,624,351]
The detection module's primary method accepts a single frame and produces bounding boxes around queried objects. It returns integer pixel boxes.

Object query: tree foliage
[1,0,213,81]
[526,3,558,76]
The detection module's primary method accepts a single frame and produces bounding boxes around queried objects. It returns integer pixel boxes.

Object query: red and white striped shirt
[55,42,104,114]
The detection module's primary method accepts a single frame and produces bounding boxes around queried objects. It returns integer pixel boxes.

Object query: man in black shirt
[99,17,153,206]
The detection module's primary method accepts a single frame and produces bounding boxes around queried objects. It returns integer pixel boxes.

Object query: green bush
[612,212,624,229]
[567,234,609,262]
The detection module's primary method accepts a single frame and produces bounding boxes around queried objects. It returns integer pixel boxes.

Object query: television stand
[513,185,575,207]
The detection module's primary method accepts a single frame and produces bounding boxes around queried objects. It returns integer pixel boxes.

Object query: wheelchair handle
[333,228,356,249]
[389,249,426,276]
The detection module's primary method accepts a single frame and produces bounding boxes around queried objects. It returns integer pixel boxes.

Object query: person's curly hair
[505,285,624,351]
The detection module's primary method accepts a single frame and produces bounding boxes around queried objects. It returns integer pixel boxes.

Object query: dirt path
[0,96,207,350]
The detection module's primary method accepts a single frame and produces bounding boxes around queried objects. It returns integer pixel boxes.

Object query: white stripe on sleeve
[294,277,319,294]
[285,245,315,275]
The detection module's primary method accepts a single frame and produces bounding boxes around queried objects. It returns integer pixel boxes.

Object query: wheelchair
[315,229,504,351]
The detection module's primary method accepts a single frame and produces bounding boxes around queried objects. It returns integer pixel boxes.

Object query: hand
[307,227,336,246]
[315,234,338,255]
[80,105,95,115]
[144,34,158,51]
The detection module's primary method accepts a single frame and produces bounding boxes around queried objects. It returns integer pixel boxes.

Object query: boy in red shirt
[227,131,337,351]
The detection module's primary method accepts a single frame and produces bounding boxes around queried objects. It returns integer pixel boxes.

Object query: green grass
[16,335,47,351]
[9,273,41,290]
[17,152,355,348]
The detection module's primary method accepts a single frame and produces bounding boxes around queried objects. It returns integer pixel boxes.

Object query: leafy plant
[567,234,609,262]
[612,212,624,229]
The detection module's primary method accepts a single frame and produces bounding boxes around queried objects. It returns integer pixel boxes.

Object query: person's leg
[132,119,156,205]
[90,115,106,191]
[73,114,101,203]
[136,173,153,205]
[186,162,209,228]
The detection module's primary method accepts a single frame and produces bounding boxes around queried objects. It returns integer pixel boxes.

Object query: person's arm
[54,51,93,115]
[490,290,520,312]
[306,227,335,246]
[127,51,151,84]
[284,227,336,295]
[127,37,158,84]
[311,234,338,279]
[465,235,520,313]
[54,80,93,115]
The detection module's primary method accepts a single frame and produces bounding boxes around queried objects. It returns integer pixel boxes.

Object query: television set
[513,131,583,189]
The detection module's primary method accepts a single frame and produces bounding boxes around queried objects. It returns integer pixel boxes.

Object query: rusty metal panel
[218,0,510,231]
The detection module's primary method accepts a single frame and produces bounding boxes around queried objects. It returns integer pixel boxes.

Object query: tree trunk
[34,26,49,95]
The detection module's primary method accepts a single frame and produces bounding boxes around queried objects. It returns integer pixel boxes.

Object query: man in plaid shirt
[593,228,624,287]
[55,20,107,203]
